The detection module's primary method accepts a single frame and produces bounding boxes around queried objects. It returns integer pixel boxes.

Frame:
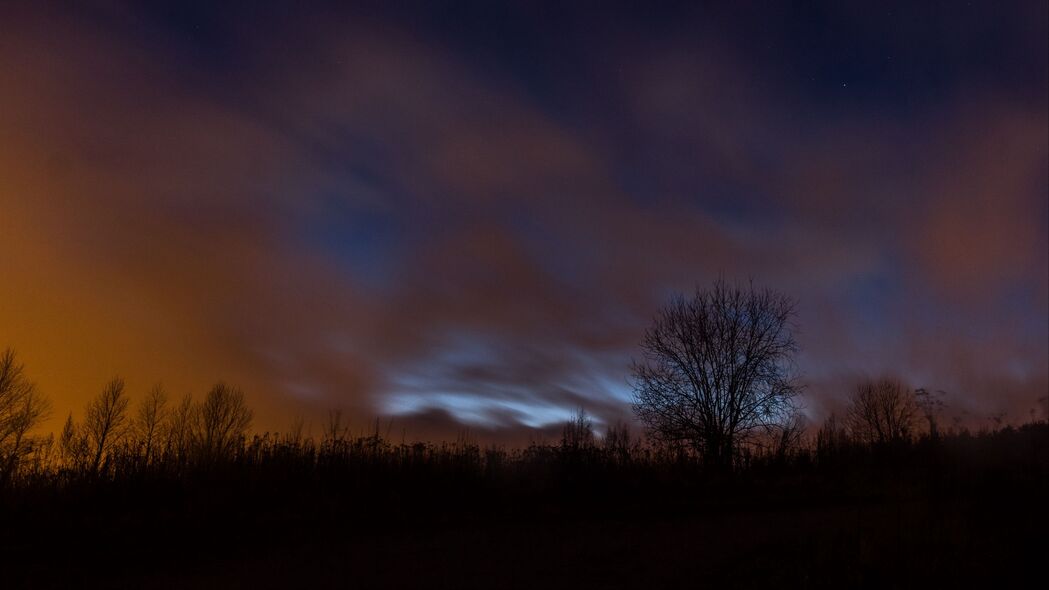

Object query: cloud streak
[1,2,1046,437]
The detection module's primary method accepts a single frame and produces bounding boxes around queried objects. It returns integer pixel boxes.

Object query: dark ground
[3,426,1046,589]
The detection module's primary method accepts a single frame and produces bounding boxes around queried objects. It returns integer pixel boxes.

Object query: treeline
[2,348,1048,588]
[2,347,1046,489]
[1,346,257,483]
[4,281,1046,588]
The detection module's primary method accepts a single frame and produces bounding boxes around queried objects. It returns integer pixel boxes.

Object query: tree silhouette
[561,408,595,452]
[770,411,806,460]
[0,349,51,485]
[816,413,850,457]
[59,412,91,472]
[603,420,634,462]
[845,377,917,444]
[134,384,169,465]
[167,393,194,463]
[631,279,801,469]
[914,387,947,440]
[84,378,131,474]
[191,382,253,463]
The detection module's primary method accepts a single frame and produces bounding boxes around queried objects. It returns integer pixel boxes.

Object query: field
[2,423,1045,589]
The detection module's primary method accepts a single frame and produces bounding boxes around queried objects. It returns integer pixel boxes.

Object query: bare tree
[0,349,51,484]
[84,377,131,473]
[770,411,807,461]
[844,377,917,444]
[914,388,947,440]
[191,382,253,462]
[135,384,169,465]
[561,408,595,452]
[816,413,850,457]
[603,420,634,461]
[59,412,91,471]
[166,393,194,463]
[631,279,801,470]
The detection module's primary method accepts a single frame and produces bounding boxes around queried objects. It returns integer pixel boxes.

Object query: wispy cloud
[1,3,1045,438]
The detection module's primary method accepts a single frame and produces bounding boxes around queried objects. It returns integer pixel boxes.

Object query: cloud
[908,104,1048,302]
[0,4,1045,440]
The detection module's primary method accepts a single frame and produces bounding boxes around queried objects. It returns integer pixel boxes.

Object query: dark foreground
[2,425,1046,589]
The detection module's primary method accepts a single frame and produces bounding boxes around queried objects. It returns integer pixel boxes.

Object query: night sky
[2,1,1046,440]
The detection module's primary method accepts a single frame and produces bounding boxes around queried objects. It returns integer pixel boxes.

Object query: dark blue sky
[1,1,1046,438]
